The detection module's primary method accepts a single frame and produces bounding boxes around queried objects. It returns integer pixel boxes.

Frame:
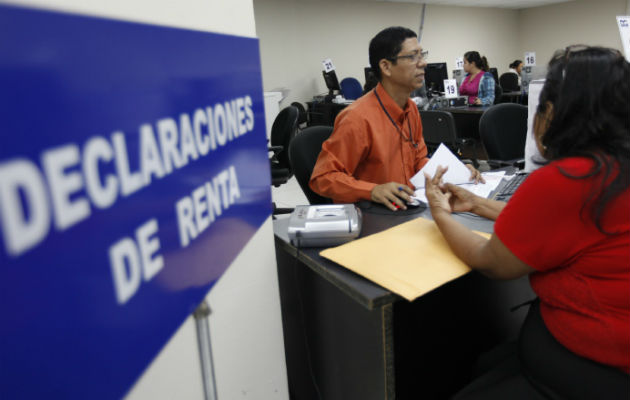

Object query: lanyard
[373,89,417,148]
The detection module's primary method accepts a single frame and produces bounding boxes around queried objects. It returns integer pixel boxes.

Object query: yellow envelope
[320,217,491,301]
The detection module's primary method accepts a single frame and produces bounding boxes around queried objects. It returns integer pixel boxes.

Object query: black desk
[500,90,524,104]
[275,207,535,399]
[306,101,349,127]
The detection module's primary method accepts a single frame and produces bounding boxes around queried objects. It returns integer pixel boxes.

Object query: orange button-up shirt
[310,83,429,203]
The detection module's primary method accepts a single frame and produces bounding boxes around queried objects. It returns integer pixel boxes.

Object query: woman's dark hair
[369,26,417,80]
[536,46,630,233]
[464,51,489,71]
[509,59,523,69]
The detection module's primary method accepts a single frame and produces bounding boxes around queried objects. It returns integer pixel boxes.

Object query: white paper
[410,143,471,189]
[411,170,506,204]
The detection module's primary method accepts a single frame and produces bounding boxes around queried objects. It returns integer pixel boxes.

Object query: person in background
[309,27,483,211]
[425,45,629,398]
[459,51,495,106]
[508,59,524,85]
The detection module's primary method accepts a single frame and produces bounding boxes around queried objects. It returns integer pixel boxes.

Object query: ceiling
[374,0,575,9]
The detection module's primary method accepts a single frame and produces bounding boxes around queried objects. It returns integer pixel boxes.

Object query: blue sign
[0,5,271,398]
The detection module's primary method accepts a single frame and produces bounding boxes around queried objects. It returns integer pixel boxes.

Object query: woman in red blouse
[425,46,629,398]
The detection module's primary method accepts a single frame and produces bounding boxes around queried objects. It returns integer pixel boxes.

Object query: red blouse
[494,157,630,372]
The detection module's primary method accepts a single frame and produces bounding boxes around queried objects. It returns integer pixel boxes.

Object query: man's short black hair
[368,26,417,81]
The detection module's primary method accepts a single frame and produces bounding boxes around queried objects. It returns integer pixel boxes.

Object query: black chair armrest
[486,158,525,170]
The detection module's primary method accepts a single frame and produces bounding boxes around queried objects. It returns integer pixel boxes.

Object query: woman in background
[508,59,524,85]
[459,51,495,106]
[426,46,629,398]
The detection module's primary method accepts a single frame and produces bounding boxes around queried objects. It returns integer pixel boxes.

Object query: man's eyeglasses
[389,50,428,64]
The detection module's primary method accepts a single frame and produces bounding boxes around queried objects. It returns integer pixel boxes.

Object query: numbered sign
[455,57,464,70]
[525,52,536,66]
[322,58,335,72]
[444,79,458,98]
[617,16,630,62]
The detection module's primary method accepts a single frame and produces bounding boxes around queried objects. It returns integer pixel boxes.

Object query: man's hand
[465,164,485,184]
[371,182,415,211]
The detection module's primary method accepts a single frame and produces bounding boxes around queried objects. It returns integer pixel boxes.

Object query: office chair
[340,77,363,100]
[269,106,299,214]
[479,103,528,169]
[290,101,308,129]
[499,73,520,92]
[493,83,503,105]
[420,110,479,167]
[288,125,333,205]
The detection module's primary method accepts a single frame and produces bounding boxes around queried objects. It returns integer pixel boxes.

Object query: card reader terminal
[288,204,362,247]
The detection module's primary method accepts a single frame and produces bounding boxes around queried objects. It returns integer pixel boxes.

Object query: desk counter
[275,207,534,399]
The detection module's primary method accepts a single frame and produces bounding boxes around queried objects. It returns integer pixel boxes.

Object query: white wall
[254,0,628,108]
[253,0,519,106]
[518,0,628,66]
[1,1,289,399]
[2,0,257,36]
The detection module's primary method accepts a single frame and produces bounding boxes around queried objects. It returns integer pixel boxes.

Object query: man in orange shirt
[309,26,481,211]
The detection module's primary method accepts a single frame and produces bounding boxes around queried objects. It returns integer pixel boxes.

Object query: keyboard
[492,172,529,202]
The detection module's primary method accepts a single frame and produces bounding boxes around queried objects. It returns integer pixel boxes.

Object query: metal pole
[194,300,218,400]
[418,3,426,43]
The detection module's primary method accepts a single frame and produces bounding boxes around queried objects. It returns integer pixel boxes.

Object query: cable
[293,232,323,400]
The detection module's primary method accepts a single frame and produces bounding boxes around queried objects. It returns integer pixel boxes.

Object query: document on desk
[320,217,491,301]
[412,170,506,204]
[408,144,505,203]
[410,144,471,189]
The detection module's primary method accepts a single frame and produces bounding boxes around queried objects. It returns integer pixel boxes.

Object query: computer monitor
[521,65,547,94]
[322,70,341,95]
[424,62,448,95]
[364,67,378,92]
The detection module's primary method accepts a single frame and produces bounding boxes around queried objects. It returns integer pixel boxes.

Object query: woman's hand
[424,166,452,215]
[443,183,478,213]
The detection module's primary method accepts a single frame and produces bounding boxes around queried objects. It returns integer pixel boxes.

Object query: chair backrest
[340,77,363,100]
[494,83,503,105]
[270,106,299,170]
[419,110,458,156]
[479,103,528,161]
[488,67,499,83]
[288,126,334,205]
[291,101,308,126]
[499,73,519,92]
